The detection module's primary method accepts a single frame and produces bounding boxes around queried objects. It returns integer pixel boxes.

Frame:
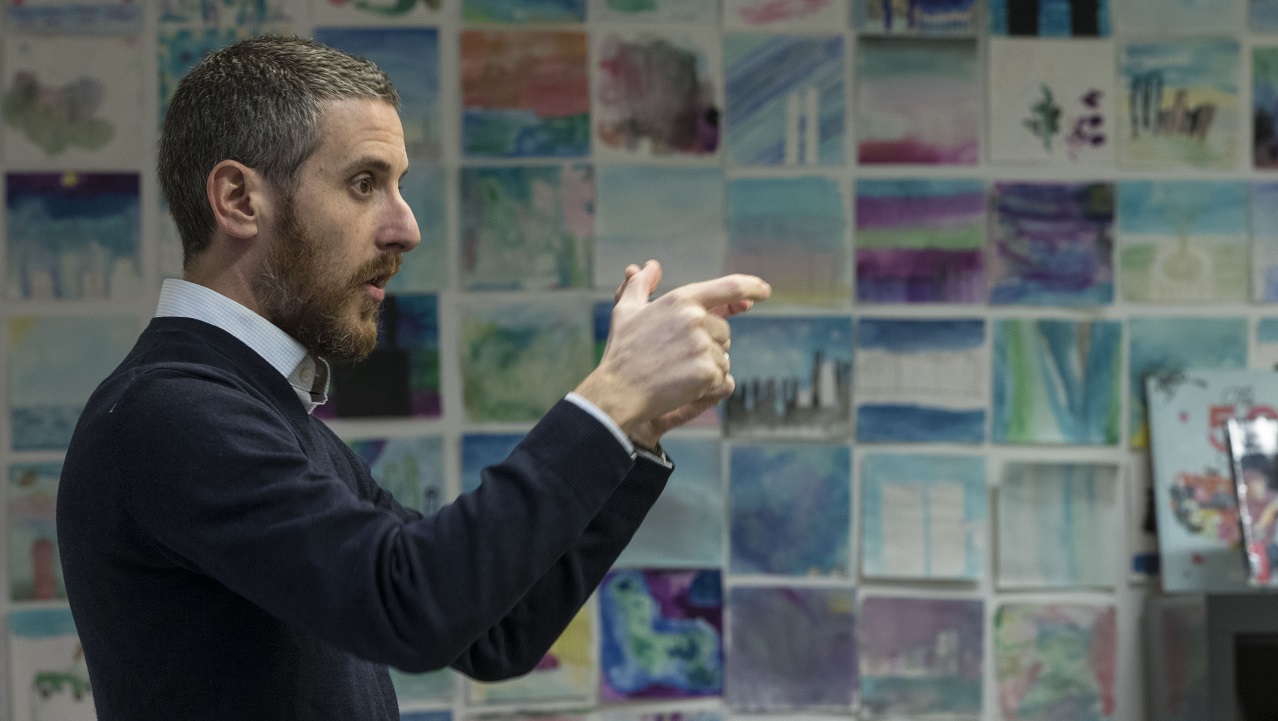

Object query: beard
[254,195,401,363]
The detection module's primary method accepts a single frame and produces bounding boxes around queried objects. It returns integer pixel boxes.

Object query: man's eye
[356,178,373,194]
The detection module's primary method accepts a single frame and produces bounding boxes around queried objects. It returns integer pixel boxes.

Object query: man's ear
[207,160,269,240]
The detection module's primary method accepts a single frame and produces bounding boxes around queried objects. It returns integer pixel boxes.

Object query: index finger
[677,274,771,309]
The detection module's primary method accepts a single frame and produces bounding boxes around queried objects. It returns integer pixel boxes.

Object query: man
[57,35,769,719]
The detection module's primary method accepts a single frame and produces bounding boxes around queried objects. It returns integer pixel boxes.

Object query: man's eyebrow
[339,156,399,179]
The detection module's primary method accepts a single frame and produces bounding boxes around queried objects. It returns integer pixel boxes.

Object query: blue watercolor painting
[616,437,724,568]
[724,34,844,166]
[728,442,851,577]
[462,30,590,158]
[855,318,987,443]
[461,433,525,494]
[989,182,1115,306]
[460,299,593,422]
[5,172,141,301]
[1254,49,1278,168]
[594,166,724,292]
[1256,318,1278,371]
[859,596,984,717]
[995,603,1118,721]
[159,0,290,24]
[346,436,444,514]
[317,294,440,419]
[464,0,585,22]
[8,608,94,720]
[998,463,1121,589]
[312,27,440,160]
[723,315,852,438]
[856,0,979,33]
[460,164,594,291]
[725,585,856,711]
[860,453,986,580]
[1118,180,1249,303]
[9,315,137,451]
[1127,315,1248,448]
[599,569,723,700]
[588,0,717,21]
[989,0,1111,35]
[993,319,1122,445]
[1114,0,1244,33]
[388,164,447,293]
[1119,40,1241,169]
[726,177,847,306]
[855,178,986,304]
[1255,0,1278,30]
[8,1,142,32]
[8,463,64,601]
[1253,183,1278,301]
[312,0,441,26]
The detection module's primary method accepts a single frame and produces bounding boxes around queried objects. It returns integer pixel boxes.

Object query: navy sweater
[57,317,671,720]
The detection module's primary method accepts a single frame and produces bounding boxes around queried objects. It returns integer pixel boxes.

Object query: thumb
[617,260,662,306]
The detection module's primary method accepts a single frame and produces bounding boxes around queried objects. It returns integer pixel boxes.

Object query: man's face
[254,98,420,362]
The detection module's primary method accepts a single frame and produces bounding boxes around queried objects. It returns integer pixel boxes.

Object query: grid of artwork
[8,1,1278,720]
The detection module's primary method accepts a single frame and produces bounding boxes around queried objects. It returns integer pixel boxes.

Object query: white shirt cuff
[564,393,671,467]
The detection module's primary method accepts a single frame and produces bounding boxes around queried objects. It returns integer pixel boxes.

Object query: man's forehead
[312,98,408,166]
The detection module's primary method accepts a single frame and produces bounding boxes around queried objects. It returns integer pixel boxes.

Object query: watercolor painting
[345,436,444,514]
[989,0,1110,35]
[616,437,723,568]
[858,596,984,718]
[987,39,1115,166]
[725,585,856,711]
[854,178,985,303]
[990,182,1114,304]
[724,0,846,27]
[595,31,720,158]
[312,0,440,26]
[460,299,592,422]
[472,605,595,705]
[1113,0,1244,33]
[855,0,979,33]
[461,433,524,494]
[1144,369,1278,592]
[725,177,848,306]
[312,28,440,159]
[856,38,980,164]
[855,318,987,443]
[1258,183,1278,301]
[599,569,723,700]
[5,172,141,301]
[7,0,142,32]
[1118,39,1241,169]
[994,603,1117,721]
[992,319,1122,445]
[1147,596,1208,721]
[460,164,593,291]
[8,608,95,721]
[3,35,141,168]
[159,0,290,23]
[8,463,63,601]
[464,0,585,22]
[588,0,717,22]
[388,164,447,294]
[860,453,987,581]
[1257,49,1278,168]
[728,442,850,577]
[158,25,257,123]
[318,294,439,419]
[1256,0,1278,30]
[1117,180,1249,303]
[462,30,589,158]
[601,711,724,721]
[1257,318,1278,370]
[593,165,724,292]
[723,315,852,438]
[997,463,1120,589]
[9,315,137,451]
[1127,316,1248,450]
[724,34,844,166]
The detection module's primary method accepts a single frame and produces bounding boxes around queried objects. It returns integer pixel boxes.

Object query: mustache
[351,254,403,289]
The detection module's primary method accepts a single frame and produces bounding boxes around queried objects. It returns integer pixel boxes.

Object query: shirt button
[300,367,313,383]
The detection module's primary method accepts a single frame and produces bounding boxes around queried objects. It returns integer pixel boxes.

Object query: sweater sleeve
[110,369,651,673]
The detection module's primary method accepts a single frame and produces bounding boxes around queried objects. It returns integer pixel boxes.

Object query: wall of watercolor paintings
[11,0,1278,719]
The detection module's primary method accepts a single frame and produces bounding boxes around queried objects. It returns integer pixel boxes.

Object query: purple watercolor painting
[855,178,986,303]
[725,586,856,711]
[599,569,723,700]
[989,182,1115,305]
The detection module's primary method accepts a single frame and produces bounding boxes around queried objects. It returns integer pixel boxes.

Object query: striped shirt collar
[155,278,328,413]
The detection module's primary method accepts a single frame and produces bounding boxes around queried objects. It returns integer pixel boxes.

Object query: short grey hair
[158,34,399,270]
